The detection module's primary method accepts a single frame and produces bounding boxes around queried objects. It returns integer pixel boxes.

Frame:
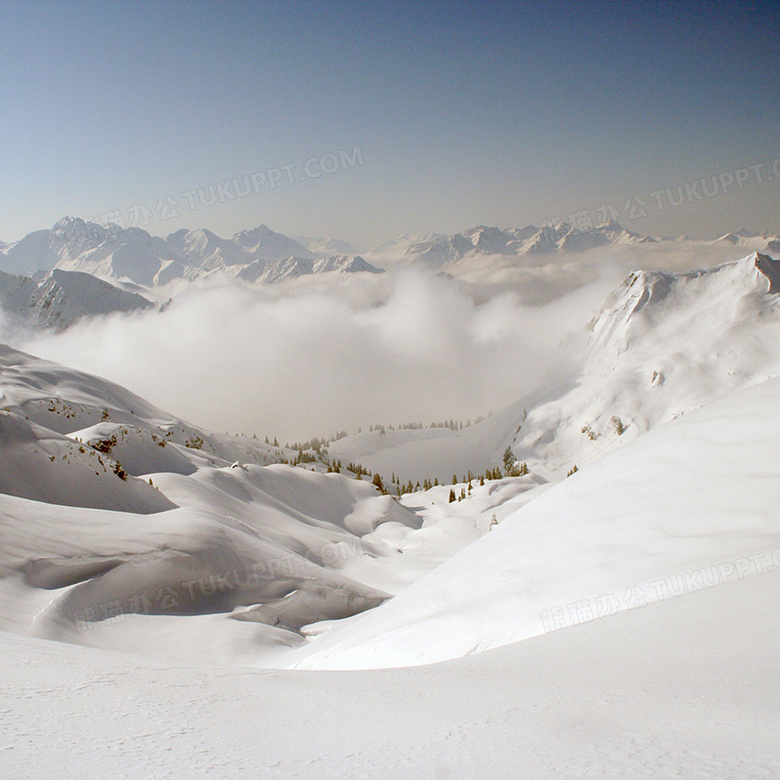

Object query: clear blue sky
[1,0,779,245]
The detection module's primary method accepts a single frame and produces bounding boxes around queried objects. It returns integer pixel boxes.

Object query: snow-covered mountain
[370,220,651,267]
[508,251,780,476]
[0,267,153,331]
[1,238,780,674]
[237,254,382,284]
[295,235,365,258]
[0,218,381,289]
[368,221,780,279]
[714,227,780,253]
[288,374,780,669]
[325,251,780,484]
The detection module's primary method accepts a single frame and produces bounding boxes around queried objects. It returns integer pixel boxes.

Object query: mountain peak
[753,252,780,293]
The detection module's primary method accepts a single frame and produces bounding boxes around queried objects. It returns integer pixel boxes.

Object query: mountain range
[0,217,383,290]
[5,217,780,293]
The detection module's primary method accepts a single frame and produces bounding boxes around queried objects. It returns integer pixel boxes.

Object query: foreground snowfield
[3,563,779,779]
[1,251,779,776]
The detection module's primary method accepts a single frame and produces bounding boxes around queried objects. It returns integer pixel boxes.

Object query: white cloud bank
[13,239,750,442]
[15,268,613,442]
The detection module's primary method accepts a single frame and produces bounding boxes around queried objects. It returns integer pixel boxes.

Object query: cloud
[13,267,613,442]
[11,237,760,442]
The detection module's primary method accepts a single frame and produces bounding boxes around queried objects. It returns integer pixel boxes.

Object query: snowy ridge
[383,221,780,269]
[387,220,650,267]
[324,252,780,484]
[506,251,780,476]
[237,254,382,284]
[0,267,153,331]
[294,235,365,258]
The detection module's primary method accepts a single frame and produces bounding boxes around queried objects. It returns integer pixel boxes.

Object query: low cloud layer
[12,241,754,443]
[13,268,612,442]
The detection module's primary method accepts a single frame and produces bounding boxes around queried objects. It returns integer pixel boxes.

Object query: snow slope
[1,240,779,778]
[511,251,780,476]
[286,375,780,669]
[0,460,422,660]
[2,558,779,778]
[0,343,285,467]
[0,343,434,661]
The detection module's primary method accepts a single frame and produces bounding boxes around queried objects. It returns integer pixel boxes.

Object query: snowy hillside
[6,566,779,779]
[510,251,780,476]
[0,344,430,660]
[0,267,152,331]
[329,251,780,485]
[288,375,780,669]
[0,343,342,470]
[0,251,778,666]
[1,240,780,777]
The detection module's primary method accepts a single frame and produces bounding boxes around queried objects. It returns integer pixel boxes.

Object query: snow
[0,411,175,512]
[511,251,780,477]
[0,268,152,331]
[2,560,779,778]
[0,220,384,293]
[284,376,780,669]
[1,245,779,776]
[237,254,382,284]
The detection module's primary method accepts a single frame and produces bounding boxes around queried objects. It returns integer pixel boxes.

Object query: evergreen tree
[503,446,515,475]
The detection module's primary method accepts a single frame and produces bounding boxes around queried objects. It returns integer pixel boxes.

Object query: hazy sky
[1,0,779,246]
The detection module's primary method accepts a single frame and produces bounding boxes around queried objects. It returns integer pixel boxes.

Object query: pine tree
[503,446,515,475]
